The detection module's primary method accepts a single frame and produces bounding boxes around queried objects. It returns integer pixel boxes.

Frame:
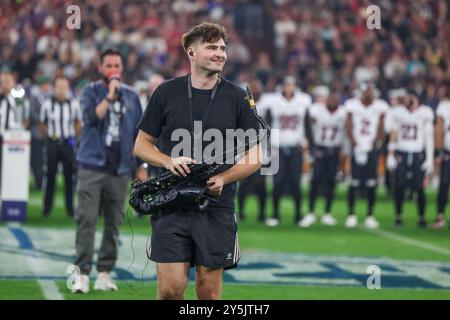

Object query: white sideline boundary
[361,226,450,258]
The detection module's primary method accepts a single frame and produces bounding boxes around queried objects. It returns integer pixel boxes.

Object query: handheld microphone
[107,72,121,99]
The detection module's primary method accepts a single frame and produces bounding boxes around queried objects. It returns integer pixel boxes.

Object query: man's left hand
[135,165,149,181]
[206,175,225,196]
[421,157,434,176]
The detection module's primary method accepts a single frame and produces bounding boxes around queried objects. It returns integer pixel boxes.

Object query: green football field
[1,177,450,300]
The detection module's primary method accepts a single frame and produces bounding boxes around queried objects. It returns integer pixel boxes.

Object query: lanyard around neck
[187,74,220,137]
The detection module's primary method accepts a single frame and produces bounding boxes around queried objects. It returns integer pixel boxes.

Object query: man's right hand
[107,79,120,101]
[386,153,397,171]
[164,157,197,177]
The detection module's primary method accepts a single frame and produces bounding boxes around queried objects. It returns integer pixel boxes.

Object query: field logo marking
[3,227,450,291]
[7,225,65,300]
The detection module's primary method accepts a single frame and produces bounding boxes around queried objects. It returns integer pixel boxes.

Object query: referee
[39,76,81,217]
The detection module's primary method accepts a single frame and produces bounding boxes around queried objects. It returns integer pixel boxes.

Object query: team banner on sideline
[1,130,31,222]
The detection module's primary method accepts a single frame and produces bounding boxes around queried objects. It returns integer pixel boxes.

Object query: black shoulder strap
[186,73,220,136]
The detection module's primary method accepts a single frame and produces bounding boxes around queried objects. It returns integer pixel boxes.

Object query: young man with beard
[134,23,262,300]
[72,49,142,294]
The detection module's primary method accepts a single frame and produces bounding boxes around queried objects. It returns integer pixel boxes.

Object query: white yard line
[35,279,64,300]
[7,224,64,300]
[361,226,450,258]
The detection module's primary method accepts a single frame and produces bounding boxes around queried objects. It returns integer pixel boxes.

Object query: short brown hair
[100,48,123,64]
[54,75,69,85]
[181,22,228,52]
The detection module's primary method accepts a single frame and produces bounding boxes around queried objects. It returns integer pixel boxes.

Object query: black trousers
[43,138,75,216]
[30,138,43,190]
[237,170,267,221]
[393,151,426,217]
[437,151,450,215]
[273,146,303,222]
[309,146,340,213]
[348,149,379,216]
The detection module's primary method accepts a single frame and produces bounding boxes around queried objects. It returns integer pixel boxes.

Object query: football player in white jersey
[386,92,434,227]
[384,88,408,195]
[261,75,312,226]
[299,89,346,227]
[237,78,268,223]
[432,88,450,229]
[345,82,389,229]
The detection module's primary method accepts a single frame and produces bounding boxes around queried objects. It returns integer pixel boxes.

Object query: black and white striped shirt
[0,94,30,136]
[40,97,82,139]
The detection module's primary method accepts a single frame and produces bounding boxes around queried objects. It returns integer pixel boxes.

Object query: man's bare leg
[195,265,223,300]
[157,262,190,300]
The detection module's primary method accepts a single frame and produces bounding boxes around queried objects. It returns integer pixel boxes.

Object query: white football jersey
[345,98,389,152]
[389,105,434,153]
[255,92,274,118]
[436,100,450,151]
[384,105,399,134]
[309,102,347,148]
[259,91,312,147]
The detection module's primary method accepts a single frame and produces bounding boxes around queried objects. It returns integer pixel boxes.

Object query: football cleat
[265,218,280,227]
[417,218,427,229]
[298,213,317,228]
[431,217,445,230]
[345,215,358,228]
[321,214,337,226]
[394,218,404,227]
[364,216,380,229]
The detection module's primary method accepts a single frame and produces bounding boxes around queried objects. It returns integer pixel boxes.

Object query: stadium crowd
[0,0,450,228]
[0,0,449,104]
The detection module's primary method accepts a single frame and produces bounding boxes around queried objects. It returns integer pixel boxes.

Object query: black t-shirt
[137,75,260,212]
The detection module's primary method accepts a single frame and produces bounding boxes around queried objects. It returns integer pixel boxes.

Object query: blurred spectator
[354,55,379,84]
[0,0,447,108]
[37,48,58,80]
[14,49,38,83]
[422,82,440,111]
[253,52,273,87]
[384,52,407,81]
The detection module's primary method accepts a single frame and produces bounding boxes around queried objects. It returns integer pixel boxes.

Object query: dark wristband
[105,96,114,103]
